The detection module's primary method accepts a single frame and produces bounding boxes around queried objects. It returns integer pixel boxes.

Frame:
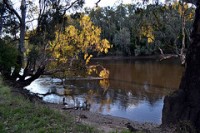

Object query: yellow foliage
[99,69,110,79]
[172,2,194,21]
[86,55,93,65]
[99,79,110,90]
[140,25,154,43]
[48,15,111,66]
[87,65,98,75]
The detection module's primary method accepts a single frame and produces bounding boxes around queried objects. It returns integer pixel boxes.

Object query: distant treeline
[85,2,195,56]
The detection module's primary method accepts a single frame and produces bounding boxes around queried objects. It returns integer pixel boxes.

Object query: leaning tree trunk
[19,0,26,54]
[0,3,4,37]
[162,1,200,132]
[12,0,26,79]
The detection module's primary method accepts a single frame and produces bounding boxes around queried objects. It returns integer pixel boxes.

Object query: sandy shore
[45,103,175,133]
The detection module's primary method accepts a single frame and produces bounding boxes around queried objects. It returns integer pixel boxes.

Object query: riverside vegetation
[0,77,98,133]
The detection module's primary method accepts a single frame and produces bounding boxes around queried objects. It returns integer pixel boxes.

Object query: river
[25,58,184,124]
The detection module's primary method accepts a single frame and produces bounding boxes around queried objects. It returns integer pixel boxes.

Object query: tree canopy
[0,0,110,86]
[86,2,195,57]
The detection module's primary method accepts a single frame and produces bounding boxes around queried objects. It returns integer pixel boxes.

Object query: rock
[125,122,138,132]
[79,114,87,119]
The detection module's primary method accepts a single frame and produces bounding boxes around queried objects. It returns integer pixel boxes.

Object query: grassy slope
[0,78,98,133]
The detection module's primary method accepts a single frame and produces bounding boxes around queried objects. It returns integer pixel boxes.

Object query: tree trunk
[0,3,4,36]
[162,2,200,132]
[180,2,186,65]
[19,0,26,54]
[19,66,45,87]
[12,0,26,80]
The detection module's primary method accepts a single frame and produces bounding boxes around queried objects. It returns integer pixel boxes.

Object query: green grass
[0,78,98,133]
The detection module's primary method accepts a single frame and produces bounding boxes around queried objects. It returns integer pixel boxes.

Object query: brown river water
[25,58,184,124]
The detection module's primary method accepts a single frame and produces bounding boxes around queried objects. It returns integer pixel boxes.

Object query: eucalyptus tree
[87,2,194,56]
[1,0,82,83]
[88,6,117,53]
[168,1,195,64]
[133,2,194,57]
[113,27,131,55]
[0,0,110,86]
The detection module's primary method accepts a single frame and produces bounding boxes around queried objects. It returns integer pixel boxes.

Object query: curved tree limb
[3,0,22,23]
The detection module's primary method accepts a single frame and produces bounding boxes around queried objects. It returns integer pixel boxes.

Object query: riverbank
[46,103,176,133]
[92,54,179,61]
[0,78,178,133]
[0,78,100,133]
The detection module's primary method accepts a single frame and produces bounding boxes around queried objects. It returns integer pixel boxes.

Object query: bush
[0,39,18,74]
[134,44,155,56]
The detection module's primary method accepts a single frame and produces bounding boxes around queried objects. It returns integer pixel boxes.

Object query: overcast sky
[84,0,168,8]
[84,0,134,8]
[10,0,161,9]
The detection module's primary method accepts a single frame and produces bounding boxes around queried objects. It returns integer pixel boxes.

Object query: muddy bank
[46,103,175,133]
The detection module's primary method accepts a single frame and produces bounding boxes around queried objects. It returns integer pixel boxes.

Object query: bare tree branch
[38,0,47,27]
[95,0,101,7]
[62,0,79,15]
[3,0,22,23]
[26,18,37,23]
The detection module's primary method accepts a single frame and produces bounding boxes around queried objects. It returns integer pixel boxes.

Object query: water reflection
[25,59,184,124]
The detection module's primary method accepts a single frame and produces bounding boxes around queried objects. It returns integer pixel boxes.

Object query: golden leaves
[140,25,154,44]
[48,15,111,74]
[79,16,110,60]
[99,68,110,79]
[84,54,93,65]
[99,79,110,90]
[101,39,110,53]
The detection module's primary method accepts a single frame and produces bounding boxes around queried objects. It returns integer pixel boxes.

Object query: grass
[0,78,98,133]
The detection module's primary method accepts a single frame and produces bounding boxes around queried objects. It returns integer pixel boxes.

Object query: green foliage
[113,27,131,55]
[87,2,195,56]
[0,39,18,73]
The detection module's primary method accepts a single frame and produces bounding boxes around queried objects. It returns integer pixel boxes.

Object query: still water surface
[25,58,184,124]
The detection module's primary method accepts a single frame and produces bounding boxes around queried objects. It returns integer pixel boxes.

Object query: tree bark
[162,1,200,132]
[9,0,26,80]
[20,66,45,87]
[0,4,3,37]
[19,0,26,54]
[180,2,186,65]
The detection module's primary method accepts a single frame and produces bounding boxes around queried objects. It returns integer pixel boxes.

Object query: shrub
[0,39,18,74]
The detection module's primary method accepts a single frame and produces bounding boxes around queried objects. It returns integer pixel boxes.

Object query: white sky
[84,0,134,8]
[11,0,161,9]
[84,0,168,8]
[9,0,165,29]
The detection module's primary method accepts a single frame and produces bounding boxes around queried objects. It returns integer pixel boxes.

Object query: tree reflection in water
[25,59,183,123]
